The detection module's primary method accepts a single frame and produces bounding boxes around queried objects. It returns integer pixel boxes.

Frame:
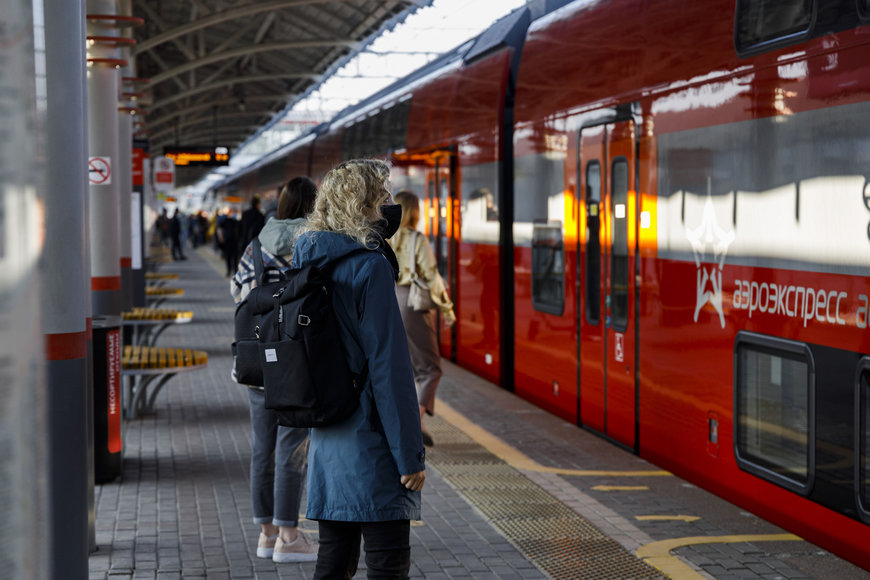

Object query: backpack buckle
[297,314,311,326]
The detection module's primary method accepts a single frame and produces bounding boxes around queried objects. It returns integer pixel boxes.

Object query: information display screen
[164,145,230,167]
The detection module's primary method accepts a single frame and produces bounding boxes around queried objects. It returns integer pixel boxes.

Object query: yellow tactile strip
[122,307,193,321]
[122,345,207,370]
[145,272,179,280]
[437,401,670,478]
[435,401,805,580]
[145,286,184,296]
[636,534,801,579]
[426,413,663,580]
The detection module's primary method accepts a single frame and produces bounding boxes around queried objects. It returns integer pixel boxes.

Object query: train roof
[210,0,574,193]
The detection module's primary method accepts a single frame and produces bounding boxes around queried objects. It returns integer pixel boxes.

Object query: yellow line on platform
[592,485,650,491]
[635,515,701,522]
[636,534,802,579]
[436,400,671,477]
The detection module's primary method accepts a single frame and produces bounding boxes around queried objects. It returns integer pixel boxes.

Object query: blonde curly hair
[305,158,393,247]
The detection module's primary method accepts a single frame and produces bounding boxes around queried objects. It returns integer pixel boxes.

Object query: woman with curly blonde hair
[292,158,426,579]
[304,158,392,247]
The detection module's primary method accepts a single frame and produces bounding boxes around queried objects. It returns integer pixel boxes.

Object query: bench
[145,285,184,308]
[122,307,193,347]
[145,247,174,272]
[122,345,208,418]
[144,272,179,287]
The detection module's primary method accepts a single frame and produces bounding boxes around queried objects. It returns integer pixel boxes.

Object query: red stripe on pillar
[87,317,92,339]
[120,257,131,267]
[92,276,121,290]
[45,331,88,360]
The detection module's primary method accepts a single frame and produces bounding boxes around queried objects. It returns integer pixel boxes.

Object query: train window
[610,159,629,331]
[585,162,601,326]
[859,360,870,521]
[734,332,815,495]
[735,0,814,56]
[531,221,564,315]
[860,0,870,20]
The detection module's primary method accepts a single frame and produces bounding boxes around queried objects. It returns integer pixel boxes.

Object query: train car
[513,0,870,569]
[209,0,870,569]
[245,4,556,385]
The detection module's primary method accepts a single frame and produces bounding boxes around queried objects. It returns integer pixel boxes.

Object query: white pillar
[44,0,90,572]
[87,0,123,316]
[0,0,50,578]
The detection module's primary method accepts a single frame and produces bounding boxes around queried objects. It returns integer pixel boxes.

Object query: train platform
[88,247,870,580]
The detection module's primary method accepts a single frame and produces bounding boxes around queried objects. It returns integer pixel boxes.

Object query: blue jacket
[291,231,425,521]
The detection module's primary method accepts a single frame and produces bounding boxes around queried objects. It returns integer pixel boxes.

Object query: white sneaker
[256,532,278,559]
[272,531,319,563]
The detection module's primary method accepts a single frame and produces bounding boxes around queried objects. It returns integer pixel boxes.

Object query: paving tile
[86,248,868,580]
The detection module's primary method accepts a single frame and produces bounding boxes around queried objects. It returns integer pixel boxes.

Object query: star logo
[685,195,735,328]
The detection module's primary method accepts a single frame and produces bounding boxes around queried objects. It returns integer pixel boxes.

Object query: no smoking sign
[89,156,112,185]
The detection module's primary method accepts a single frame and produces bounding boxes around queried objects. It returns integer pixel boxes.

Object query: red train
[212,0,870,569]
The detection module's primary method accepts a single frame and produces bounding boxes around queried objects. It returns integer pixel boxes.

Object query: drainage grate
[516,537,664,580]
[426,418,664,579]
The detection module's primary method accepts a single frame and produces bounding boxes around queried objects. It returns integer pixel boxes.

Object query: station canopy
[130,0,431,187]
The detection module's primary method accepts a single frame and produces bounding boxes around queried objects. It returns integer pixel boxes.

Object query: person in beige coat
[388,190,456,446]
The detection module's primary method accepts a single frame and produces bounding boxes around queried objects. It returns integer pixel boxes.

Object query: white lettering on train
[733,280,849,328]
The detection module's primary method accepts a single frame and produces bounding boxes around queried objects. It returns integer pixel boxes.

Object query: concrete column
[43,0,90,577]
[87,0,123,317]
[80,3,97,555]
[131,139,148,307]
[118,0,135,313]
[0,1,50,579]
[118,102,133,312]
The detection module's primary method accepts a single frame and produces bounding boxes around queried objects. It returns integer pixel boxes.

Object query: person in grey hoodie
[230,176,320,563]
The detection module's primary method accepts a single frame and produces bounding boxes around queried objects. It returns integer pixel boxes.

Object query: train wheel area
[86,247,868,580]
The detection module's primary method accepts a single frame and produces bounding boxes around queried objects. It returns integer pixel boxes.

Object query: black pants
[313,520,410,580]
[170,236,185,260]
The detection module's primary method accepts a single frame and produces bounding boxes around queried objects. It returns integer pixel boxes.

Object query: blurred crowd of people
[153,198,267,275]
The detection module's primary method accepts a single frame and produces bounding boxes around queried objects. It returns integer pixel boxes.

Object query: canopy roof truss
[131,0,427,185]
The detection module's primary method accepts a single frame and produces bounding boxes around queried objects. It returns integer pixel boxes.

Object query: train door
[423,153,457,360]
[578,120,637,449]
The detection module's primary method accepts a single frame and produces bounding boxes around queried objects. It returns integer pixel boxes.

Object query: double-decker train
[211,0,870,569]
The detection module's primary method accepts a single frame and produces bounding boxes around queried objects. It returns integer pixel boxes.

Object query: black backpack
[246,250,368,428]
[232,238,289,386]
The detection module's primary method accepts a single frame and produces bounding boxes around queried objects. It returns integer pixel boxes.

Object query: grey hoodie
[230,217,307,305]
[257,216,306,258]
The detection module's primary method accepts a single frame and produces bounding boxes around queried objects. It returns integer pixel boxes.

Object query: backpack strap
[251,237,266,285]
[252,237,292,285]
[320,247,375,380]
[272,252,292,272]
[408,231,418,281]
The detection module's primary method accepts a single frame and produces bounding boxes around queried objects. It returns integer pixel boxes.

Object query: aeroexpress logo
[685,196,734,328]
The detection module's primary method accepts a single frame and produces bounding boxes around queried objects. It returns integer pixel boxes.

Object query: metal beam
[142,43,189,92]
[149,73,318,112]
[240,12,277,70]
[149,110,274,140]
[152,127,254,147]
[148,40,358,87]
[132,0,339,55]
[134,0,197,62]
[148,95,288,130]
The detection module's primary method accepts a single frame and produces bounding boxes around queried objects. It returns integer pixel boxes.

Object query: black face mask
[376,203,403,240]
